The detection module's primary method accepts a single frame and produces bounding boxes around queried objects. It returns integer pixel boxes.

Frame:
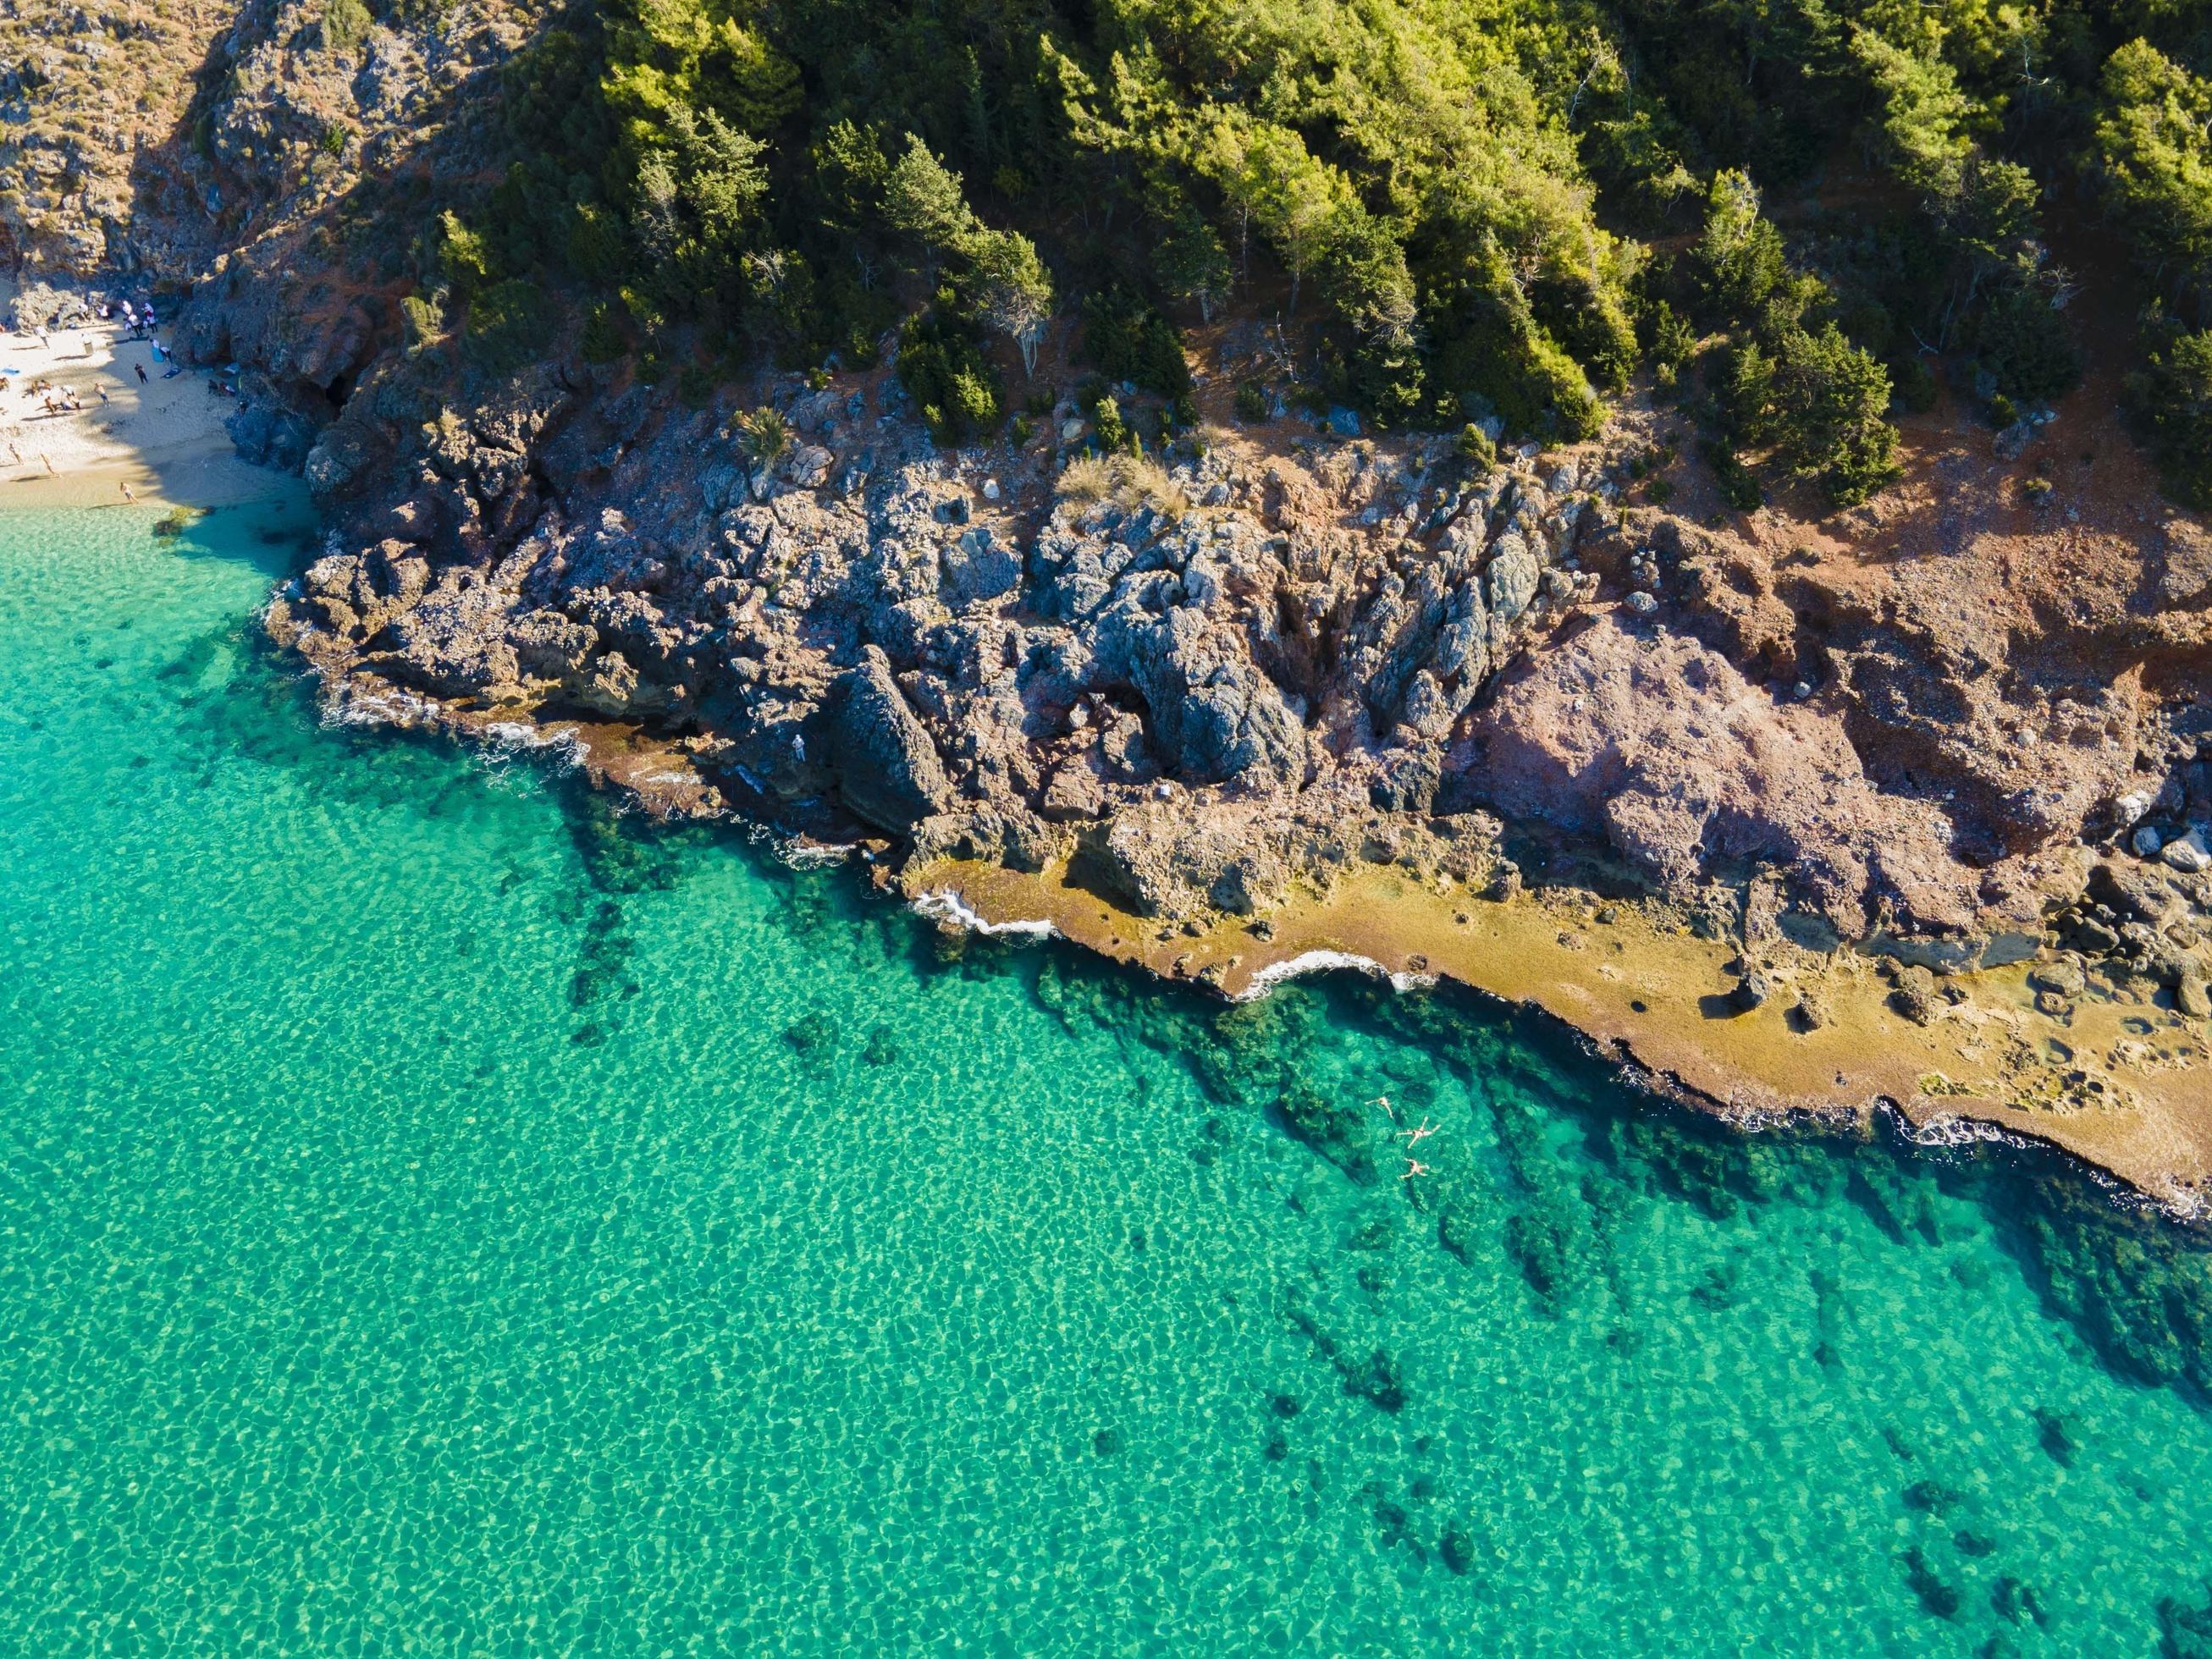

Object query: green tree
[880,136,1057,368]
[2126,319,2212,506]
[1852,27,1973,198]
[438,211,495,298]
[601,0,800,150]
[1695,171,1789,325]
[2094,40,2212,309]
[1730,323,1901,505]
[629,104,767,306]
[1201,121,1358,322]
[1156,207,1230,322]
[969,228,1055,375]
[883,136,974,252]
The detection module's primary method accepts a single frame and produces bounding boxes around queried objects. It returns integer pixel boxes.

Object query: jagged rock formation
[265,384,1606,923]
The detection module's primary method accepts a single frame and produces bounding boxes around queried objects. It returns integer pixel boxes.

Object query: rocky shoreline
[239,346,2211,1211]
[3,0,2207,1206]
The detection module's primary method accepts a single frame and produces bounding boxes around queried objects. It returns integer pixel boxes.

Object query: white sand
[0,306,283,510]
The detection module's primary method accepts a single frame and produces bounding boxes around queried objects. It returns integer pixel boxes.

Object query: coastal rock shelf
[902,857,2212,1212]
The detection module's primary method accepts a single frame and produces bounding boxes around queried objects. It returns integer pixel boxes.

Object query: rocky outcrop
[258,372,1625,922]
[1470,613,1977,932]
[830,648,953,832]
[246,340,2212,978]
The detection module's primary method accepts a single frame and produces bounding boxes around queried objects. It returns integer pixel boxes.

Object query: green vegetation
[895,307,1003,444]
[416,0,2212,503]
[734,403,792,466]
[2126,315,2212,507]
[320,0,371,55]
[1455,422,1498,471]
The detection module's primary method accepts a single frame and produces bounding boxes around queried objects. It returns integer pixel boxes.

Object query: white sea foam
[480,719,571,752]
[1234,949,1437,1001]
[473,719,588,779]
[326,685,436,727]
[909,888,1059,938]
[780,839,856,870]
[1900,1111,2019,1151]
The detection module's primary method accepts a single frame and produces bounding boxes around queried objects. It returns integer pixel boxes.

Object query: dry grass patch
[1056,452,1189,517]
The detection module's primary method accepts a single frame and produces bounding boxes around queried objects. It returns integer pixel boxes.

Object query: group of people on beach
[102,297,160,338]
[17,377,103,417]
[0,300,153,488]
[0,291,229,497]
[29,295,164,337]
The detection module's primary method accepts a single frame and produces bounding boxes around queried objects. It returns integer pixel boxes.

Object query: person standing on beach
[135,363,146,383]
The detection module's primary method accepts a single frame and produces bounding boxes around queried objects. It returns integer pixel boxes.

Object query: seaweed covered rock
[2006,1173,2212,1396]
[1274,1082,1380,1184]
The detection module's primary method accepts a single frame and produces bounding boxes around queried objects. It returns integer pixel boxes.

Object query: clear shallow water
[4,504,2212,1656]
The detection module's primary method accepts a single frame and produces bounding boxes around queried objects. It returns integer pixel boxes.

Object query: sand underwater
[8,499,2212,1653]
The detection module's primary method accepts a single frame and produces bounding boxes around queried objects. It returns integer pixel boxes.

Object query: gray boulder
[225,404,317,471]
[1114,607,1307,787]
[828,646,953,831]
[1486,532,1541,623]
[941,526,1022,606]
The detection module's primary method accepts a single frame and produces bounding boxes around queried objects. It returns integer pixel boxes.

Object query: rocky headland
[8,0,2211,1204]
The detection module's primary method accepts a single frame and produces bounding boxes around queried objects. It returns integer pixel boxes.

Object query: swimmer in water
[1401,1120,1437,1146]
[1402,1159,1431,1181]
[1369,1094,1397,1122]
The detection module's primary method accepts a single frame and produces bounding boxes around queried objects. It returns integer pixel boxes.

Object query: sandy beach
[0,296,282,510]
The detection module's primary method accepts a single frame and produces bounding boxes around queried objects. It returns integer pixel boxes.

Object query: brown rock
[1471,615,1967,931]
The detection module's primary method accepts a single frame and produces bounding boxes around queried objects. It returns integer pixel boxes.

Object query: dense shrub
[1729,325,1901,506]
[1079,289,1192,404]
[1969,283,2083,405]
[896,311,1002,446]
[464,280,550,374]
[2126,320,2212,509]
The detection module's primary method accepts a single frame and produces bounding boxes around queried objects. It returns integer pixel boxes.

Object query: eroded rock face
[830,648,952,833]
[1471,615,1975,931]
[264,401,1617,914]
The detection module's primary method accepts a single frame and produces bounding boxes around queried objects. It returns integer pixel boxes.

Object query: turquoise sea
[5,499,2212,1655]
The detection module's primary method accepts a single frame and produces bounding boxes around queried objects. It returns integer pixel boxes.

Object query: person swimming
[1401,1120,1437,1147]
[1402,1158,1431,1181]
